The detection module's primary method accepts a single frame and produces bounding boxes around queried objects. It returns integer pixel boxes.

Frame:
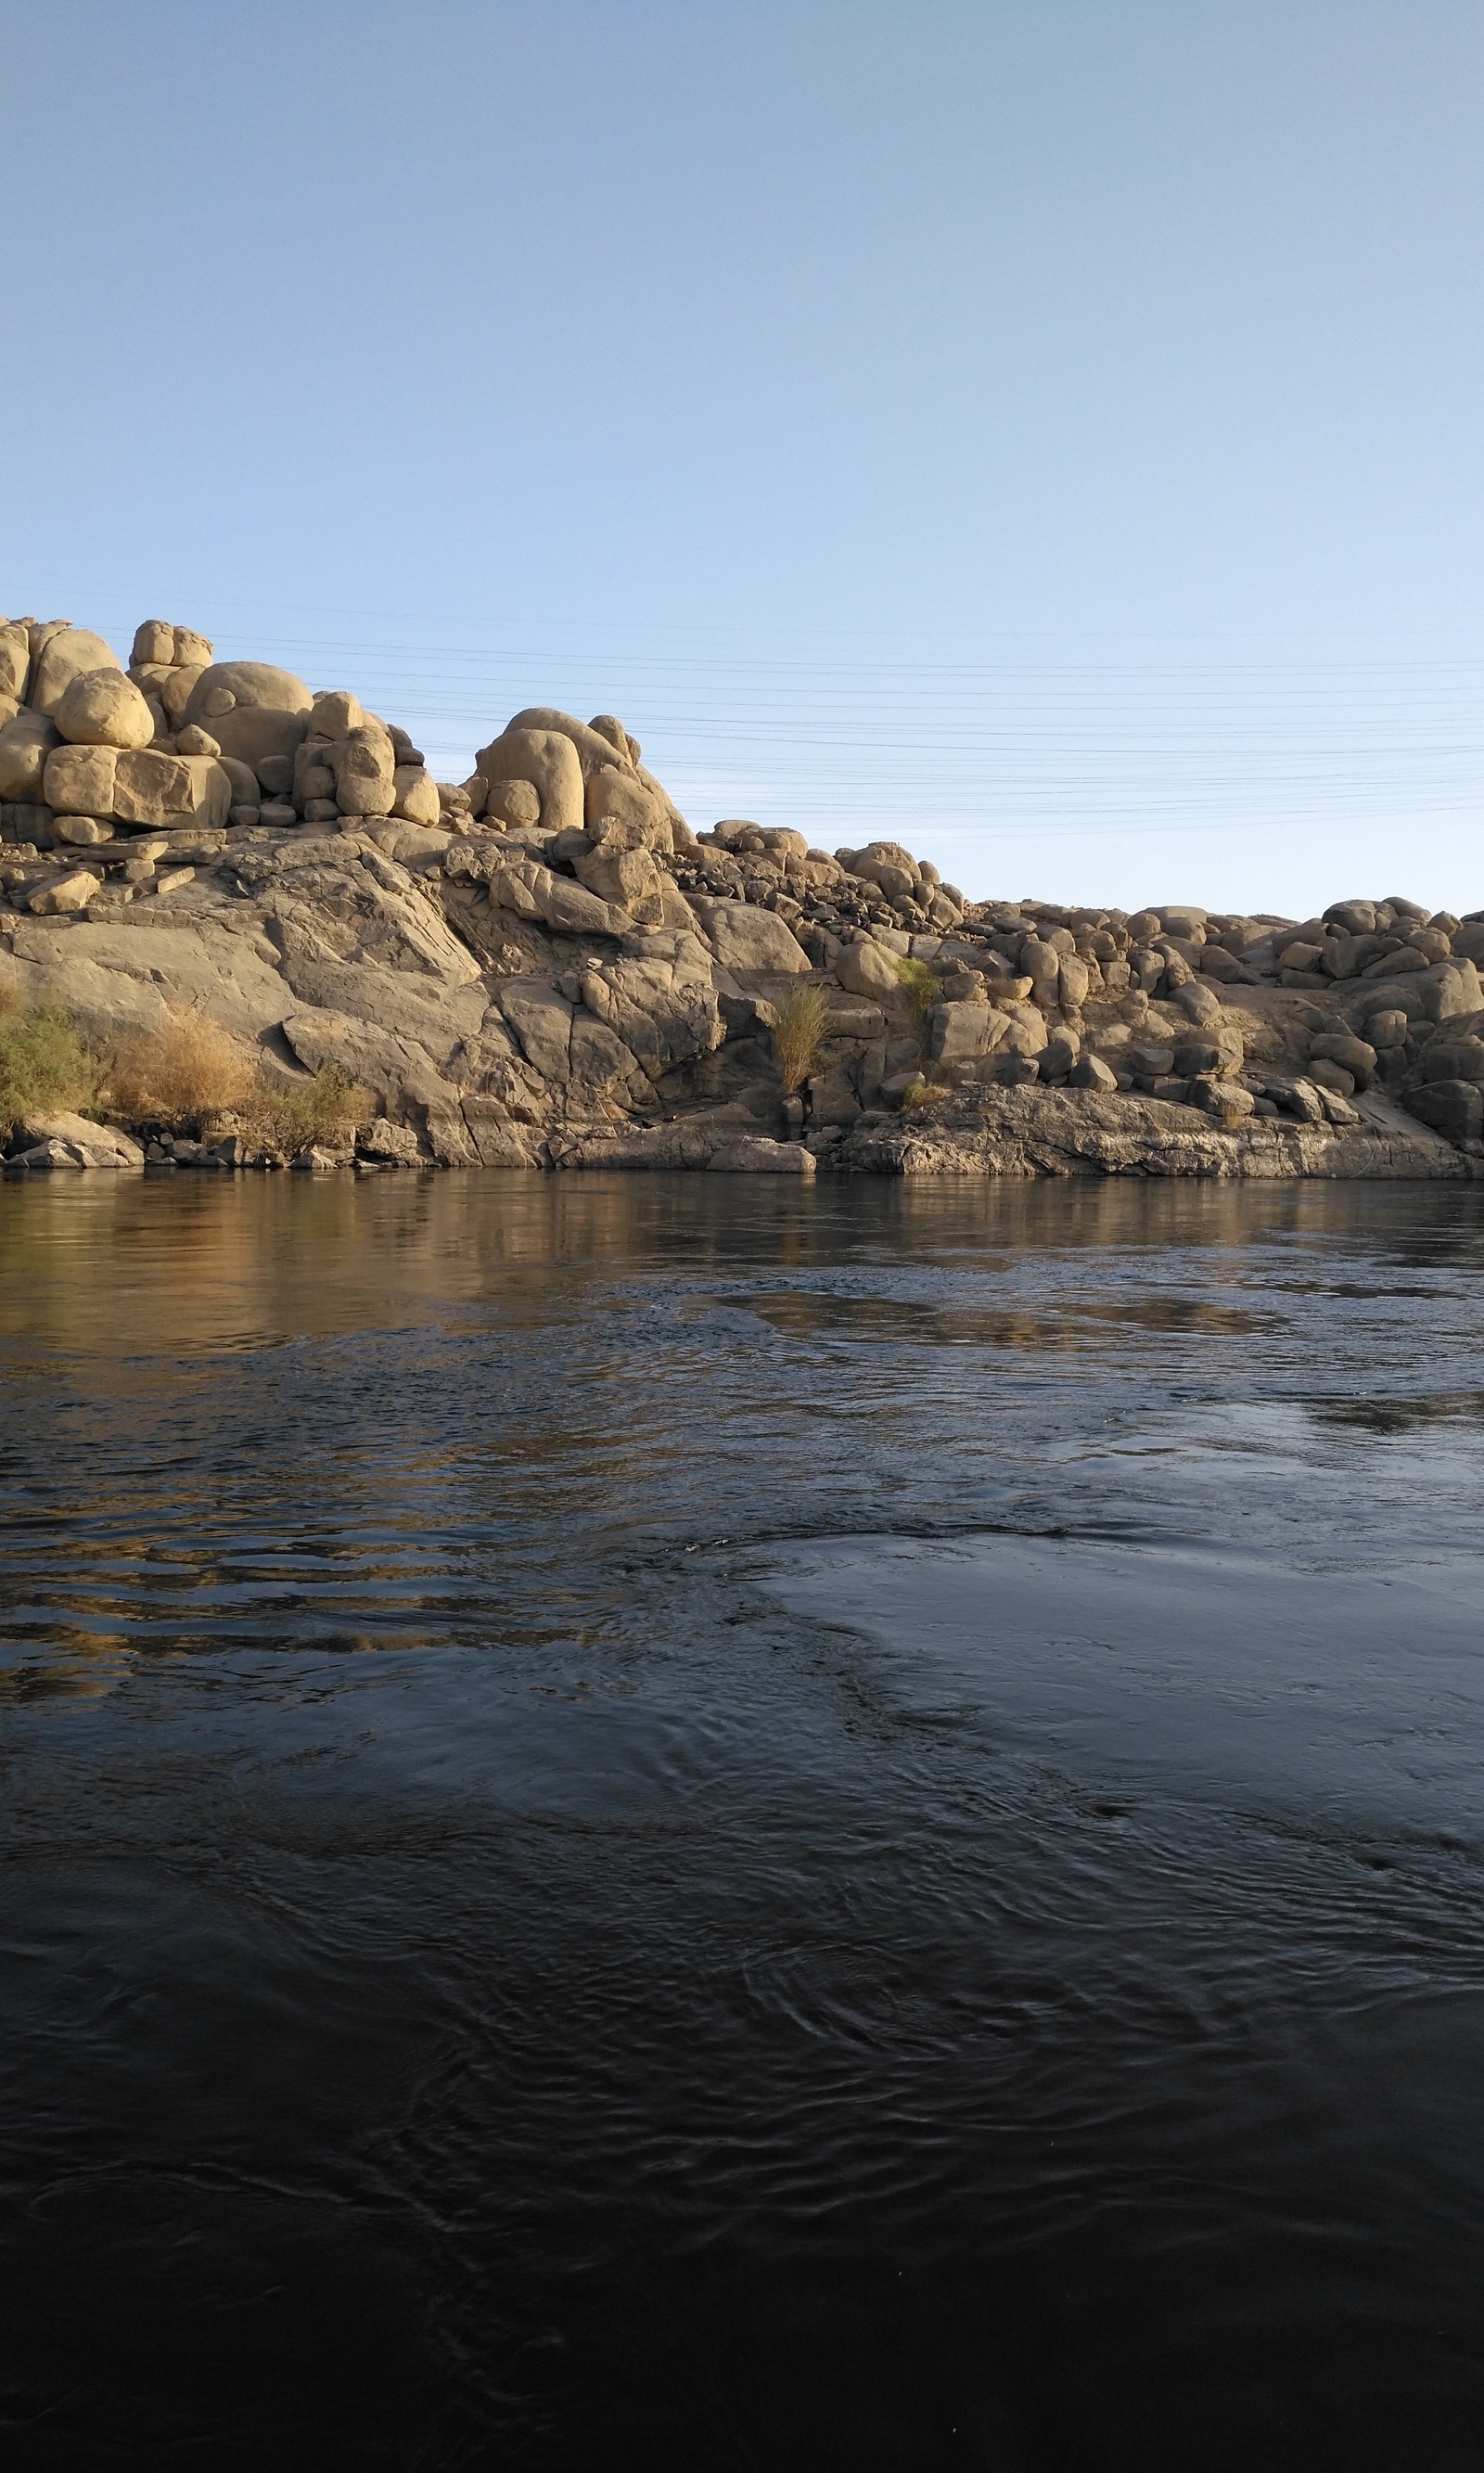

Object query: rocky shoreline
[2,609,1481,1181]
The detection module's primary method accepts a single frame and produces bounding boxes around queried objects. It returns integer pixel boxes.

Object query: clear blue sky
[6,2,1482,916]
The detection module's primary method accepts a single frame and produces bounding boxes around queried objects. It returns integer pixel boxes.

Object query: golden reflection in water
[0,1168,1469,1362]
[1,1171,1480,1709]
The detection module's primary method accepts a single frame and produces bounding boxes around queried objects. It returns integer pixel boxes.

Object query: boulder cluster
[2,610,1480,1179]
[0,613,450,853]
[888,893,1484,1142]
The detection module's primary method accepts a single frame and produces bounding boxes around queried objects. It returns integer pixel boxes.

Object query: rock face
[4,604,1483,1179]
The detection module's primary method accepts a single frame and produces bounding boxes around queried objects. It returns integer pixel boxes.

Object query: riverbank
[4,609,1481,1178]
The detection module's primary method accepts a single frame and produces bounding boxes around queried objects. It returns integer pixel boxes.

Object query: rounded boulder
[0,621,31,700]
[54,667,155,750]
[392,765,441,827]
[475,727,584,837]
[505,707,637,781]
[180,661,313,781]
[835,938,904,1002]
[28,627,123,717]
[0,710,60,801]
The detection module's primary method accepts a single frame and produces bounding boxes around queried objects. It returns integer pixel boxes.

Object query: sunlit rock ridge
[1,609,1481,1179]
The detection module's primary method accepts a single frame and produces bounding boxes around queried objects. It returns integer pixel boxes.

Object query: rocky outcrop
[4,606,1482,1178]
[822,1083,1468,1180]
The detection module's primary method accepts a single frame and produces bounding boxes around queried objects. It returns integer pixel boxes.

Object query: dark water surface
[2,1173,1482,2470]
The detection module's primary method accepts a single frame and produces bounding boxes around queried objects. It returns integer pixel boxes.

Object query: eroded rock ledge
[2,609,1481,1179]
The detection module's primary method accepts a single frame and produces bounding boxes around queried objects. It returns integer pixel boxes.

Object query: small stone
[988,1050,1041,1085]
[1172,980,1222,1024]
[707,1136,816,1174]
[1317,1085,1360,1127]
[29,868,99,914]
[309,690,364,738]
[1308,1057,1356,1097]
[1057,953,1090,1009]
[835,938,902,1001]
[392,765,441,827]
[1189,1074,1255,1123]
[1039,1029,1081,1082]
[1266,1077,1326,1124]
[132,620,175,667]
[7,1111,143,1167]
[1173,1029,1243,1076]
[1407,1081,1483,1144]
[1310,1030,1376,1086]
[358,1117,423,1164]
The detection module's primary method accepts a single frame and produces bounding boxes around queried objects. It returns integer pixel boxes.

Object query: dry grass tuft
[773,983,831,1094]
[108,1012,371,1156]
[108,1010,256,1135]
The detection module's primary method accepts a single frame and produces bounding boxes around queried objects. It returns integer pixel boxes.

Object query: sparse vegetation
[900,1076,953,1113]
[892,955,940,1049]
[0,1001,101,1135]
[772,983,831,1094]
[238,1065,370,1159]
[104,1010,369,1156]
[107,1010,255,1136]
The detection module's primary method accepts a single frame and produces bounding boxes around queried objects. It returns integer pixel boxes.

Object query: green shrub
[239,1065,370,1158]
[773,982,831,1094]
[0,1003,100,1134]
[892,955,940,1044]
[899,1075,953,1113]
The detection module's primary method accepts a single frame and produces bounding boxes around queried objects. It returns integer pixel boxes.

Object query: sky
[5,0,1483,917]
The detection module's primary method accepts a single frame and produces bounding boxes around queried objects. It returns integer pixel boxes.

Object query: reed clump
[892,955,940,1050]
[772,983,831,1094]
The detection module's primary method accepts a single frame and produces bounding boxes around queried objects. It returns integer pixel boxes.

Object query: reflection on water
[2,1174,1484,2470]
[1310,1390,1484,1430]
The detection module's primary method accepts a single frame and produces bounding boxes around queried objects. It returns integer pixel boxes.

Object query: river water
[2,1173,1481,2470]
